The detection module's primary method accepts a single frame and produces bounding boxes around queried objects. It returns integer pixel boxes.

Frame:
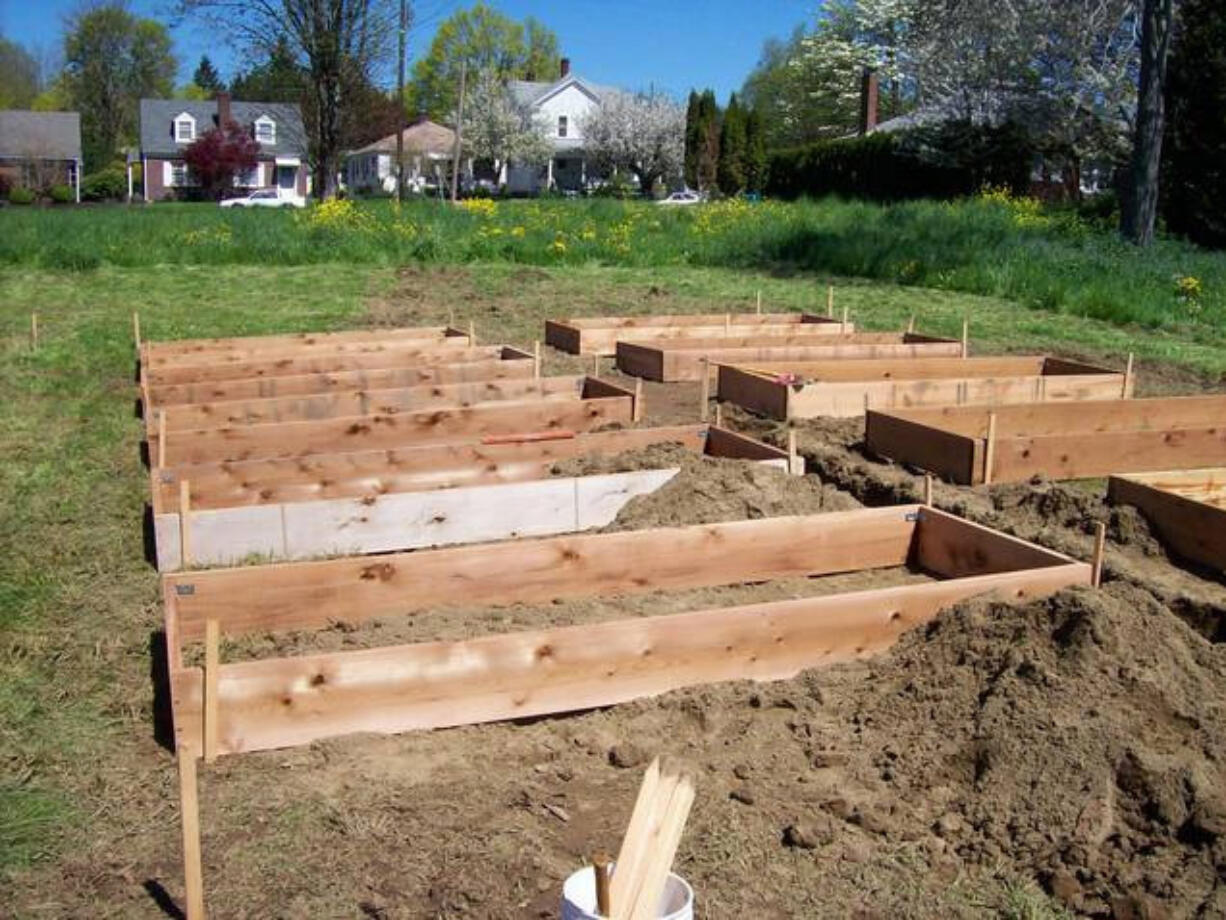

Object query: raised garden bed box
[151,424,786,570]
[617,332,962,382]
[718,356,1130,420]
[155,376,637,466]
[545,313,850,356]
[866,396,1226,485]
[1108,469,1226,573]
[143,346,535,412]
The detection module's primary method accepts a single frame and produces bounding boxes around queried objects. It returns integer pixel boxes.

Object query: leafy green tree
[683,90,700,188]
[193,55,224,94]
[63,4,176,169]
[1161,0,1226,248]
[0,36,41,109]
[407,3,560,120]
[695,90,720,191]
[717,93,747,194]
[744,108,768,193]
[230,37,305,102]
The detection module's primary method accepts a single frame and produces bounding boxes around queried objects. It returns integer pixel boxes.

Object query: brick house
[0,110,82,200]
[137,93,309,201]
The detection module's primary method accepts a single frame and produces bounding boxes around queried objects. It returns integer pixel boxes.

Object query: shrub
[8,186,36,205]
[49,184,75,204]
[81,167,128,202]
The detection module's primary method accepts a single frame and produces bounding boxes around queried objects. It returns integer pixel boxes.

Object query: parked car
[658,190,702,206]
[220,189,305,208]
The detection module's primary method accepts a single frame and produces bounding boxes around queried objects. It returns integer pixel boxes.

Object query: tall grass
[1,196,1222,332]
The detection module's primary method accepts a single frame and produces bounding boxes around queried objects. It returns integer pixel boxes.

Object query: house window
[255,116,276,144]
[175,114,196,143]
[557,115,568,138]
[171,161,189,187]
[235,165,260,187]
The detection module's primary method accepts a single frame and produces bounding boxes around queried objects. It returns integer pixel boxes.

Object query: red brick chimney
[560,57,571,79]
[216,92,233,131]
[859,68,879,135]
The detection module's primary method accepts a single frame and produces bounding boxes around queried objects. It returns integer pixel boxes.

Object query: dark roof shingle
[138,98,308,158]
[0,110,82,160]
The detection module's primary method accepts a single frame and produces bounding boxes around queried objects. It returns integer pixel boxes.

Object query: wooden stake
[593,853,613,918]
[133,311,141,351]
[724,313,732,335]
[626,771,696,920]
[923,473,933,506]
[983,412,998,486]
[468,319,476,346]
[533,341,542,380]
[699,358,710,422]
[157,411,167,468]
[1091,521,1107,587]
[1122,352,1134,398]
[826,284,834,318]
[841,305,849,335]
[632,378,643,424]
[177,750,206,920]
[755,290,762,314]
[204,618,220,763]
[787,427,801,475]
[591,353,600,378]
[30,313,38,351]
[611,758,661,910]
[906,314,915,334]
[448,306,455,328]
[179,479,192,569]
[961,317,969,358]
[714,401,723,428]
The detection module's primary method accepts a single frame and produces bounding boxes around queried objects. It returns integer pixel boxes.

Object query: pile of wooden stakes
[589,758,695,920]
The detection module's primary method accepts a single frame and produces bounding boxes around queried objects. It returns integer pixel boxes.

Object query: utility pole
[450,59,467,203]
[395,0,408,204]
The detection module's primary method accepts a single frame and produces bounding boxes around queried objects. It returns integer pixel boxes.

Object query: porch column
[127,161,133,203]
[546,157,553,191]
[74,158,81,203]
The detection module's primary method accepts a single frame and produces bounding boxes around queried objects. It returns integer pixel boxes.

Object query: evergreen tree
[1161,0,1226,248]
[695,89,720,192]
[193,55,223,94]
[230,38,305,102]
[717,92,746,195]
[683,90,700,189]
[744,107,768,193]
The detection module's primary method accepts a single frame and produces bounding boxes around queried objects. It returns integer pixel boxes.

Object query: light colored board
[142,325,464,360]
[545,313,846,356]
[164,507,921,640]
[1109,471,1226,572]
[154,503,284,571]
[160,394,634,465]
[145,343,523,387]
[168,560,1089,757]
[149,376,591,434]
[145,350,535,410]
[150,424,722,512]
[913,507,1082,577]
[177,752,205,919]
[992,427,1226,484]
[616,334,962,382]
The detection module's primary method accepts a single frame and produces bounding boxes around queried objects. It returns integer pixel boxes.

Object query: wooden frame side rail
[545,313,848,356]
[717,355,1129,420]
[144,348,535,412]
[1108,469,1226,573]
[151,425,788,570]
[866,396,1226,484]
[615,332,963,382]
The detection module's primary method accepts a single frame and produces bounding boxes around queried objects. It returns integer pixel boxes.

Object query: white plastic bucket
[561,865,694,920]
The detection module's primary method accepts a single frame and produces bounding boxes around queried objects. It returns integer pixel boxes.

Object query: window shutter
[163,161,173,187]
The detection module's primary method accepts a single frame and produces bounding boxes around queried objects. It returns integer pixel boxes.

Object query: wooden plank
[152,424,716,511]
[146,351,535,410]
[160,394,634,465]
[912,507,1082,577]
[168,559,1088,757]
[149,376,591,434]
[615,334,963,382]
[545,314,847,356]
[864,410,978,485]
[715,365,791,420]
[993,426,1226,484]
[164,507,921,641]
[145,343,523,387]
[177,751,205,919]
[1109,472,1226,572]
[144,326,465,368]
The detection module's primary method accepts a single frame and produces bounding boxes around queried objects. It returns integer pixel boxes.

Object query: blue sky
[0,0,816,101]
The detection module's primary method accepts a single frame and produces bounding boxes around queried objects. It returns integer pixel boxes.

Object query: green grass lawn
[0,224,1223,912]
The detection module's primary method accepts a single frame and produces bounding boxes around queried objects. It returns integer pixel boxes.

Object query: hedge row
[766,121,1034,201]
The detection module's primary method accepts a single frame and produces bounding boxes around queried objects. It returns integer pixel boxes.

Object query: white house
[344,117,457,194]
[504,58,612,194]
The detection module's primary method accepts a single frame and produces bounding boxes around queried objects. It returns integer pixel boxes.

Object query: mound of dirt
[799,583,1226,918]
[576,448,861,530]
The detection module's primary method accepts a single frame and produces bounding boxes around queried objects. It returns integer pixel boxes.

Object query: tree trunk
[1121,0,1174,246]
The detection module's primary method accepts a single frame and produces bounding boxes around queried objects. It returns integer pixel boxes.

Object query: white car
[220,189,305,209]
[657,190,702,206]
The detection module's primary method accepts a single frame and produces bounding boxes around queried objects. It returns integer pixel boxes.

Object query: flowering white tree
[461,70,553,178]
[581,91,685,196]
